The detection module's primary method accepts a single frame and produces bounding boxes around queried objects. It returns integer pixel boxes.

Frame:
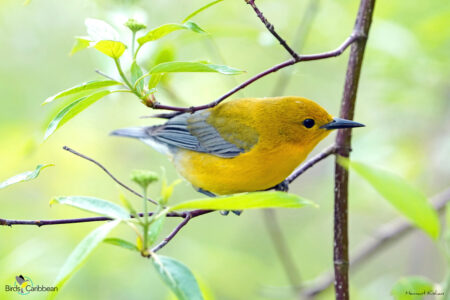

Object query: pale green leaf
[44,90,110,140]
[94,40,126,59]
[170,191,316,211]
[0,164,53,190]
[338,157,440,239]
[391,276,434,300]
[183,21,206,34]
[50,196,129,220]
[148,74,163,90]
[103,238,139,252]
[131,61,144,94]
[51,220,120,298]
[138,22,205,46]
[152,255,204,300]
[148,212,166,246]
[70,36,91,56]
[85,18,119,41]
[150,61,244,75]
[183,0,224,23]
[43,80,119,105]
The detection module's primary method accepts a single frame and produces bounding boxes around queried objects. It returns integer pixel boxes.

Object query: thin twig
[302,187,450,299]
[0,210,208,227]
[286,144,337,184]
[95,69,124,85]
[152,32,362,113]
[62,146,158,205]
[245,0,299,59]
[263,209,302,294]
[152,213,192,253]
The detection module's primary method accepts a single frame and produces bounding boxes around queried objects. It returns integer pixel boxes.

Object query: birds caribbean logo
[15,275,32,295]
[112,96,364,196]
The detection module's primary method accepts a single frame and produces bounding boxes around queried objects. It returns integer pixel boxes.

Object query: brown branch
[286,144,337,184]
[62,146,158,205]
[333,0,376,299]
[245,0,299,59]
[0,210,211,227]
[152,32,361,113]
[302,187,450,299]
[152,213,192,253]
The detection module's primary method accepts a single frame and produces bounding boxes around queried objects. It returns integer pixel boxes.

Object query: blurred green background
[0,0,449,299]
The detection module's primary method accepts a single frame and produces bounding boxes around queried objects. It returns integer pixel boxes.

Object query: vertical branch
[333,0,376,299]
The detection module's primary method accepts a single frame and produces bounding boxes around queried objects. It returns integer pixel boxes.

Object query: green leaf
[138,23,205,46]
[338,157,440,239]
[148,74,163,90]
[94,40,127,59]
[50,196,130,220]
[43,80,119,105]
[103,238,139,252]
[150,61,244,75]
[148,212,167,246]
[183,0,224,23]
[85,18,119,41]
[131,61,144,94]
[0,164,53,190]
[44,90,110,140]
[183,21,206,34]
[170,191,316,211]
[391,276,434,300]
[70,36,91,56]
[152,255,204,300]
[51,220,120,297]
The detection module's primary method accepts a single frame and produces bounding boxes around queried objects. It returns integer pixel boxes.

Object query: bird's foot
[274,180,289,192]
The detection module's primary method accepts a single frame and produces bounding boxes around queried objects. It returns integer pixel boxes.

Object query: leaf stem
[114,58,132,88]
[131,32,136,58]
[143,187,149,250]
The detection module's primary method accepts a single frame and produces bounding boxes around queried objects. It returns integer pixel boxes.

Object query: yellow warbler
[112,96,364,195]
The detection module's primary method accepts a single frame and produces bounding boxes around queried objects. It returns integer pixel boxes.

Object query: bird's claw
[274,180,289,192]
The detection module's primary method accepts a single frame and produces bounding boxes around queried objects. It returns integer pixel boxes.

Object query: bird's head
[275,96,364,147]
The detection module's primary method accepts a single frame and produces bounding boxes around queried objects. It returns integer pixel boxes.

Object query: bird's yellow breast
[172,97,333,194]
[173,141,315,195]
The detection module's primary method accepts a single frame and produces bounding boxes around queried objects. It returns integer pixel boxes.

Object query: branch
[62,146,158,205]
[245,0,299,59]
[332,0,376,298]
[152,213,192,253]
[152,32,362,113]
[0,210,211,227]
[302,187,450,298]
[286,144,337,184]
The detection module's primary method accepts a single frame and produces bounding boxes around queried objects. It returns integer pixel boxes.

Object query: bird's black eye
[303,118,315,128]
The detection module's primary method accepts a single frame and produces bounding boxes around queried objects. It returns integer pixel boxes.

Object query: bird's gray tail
[110,127,149,139]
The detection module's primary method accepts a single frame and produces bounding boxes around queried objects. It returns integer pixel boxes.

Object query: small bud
[130,169,159,189]
[125,19,147,33]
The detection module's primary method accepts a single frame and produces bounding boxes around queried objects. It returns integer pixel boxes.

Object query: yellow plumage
[112,96,364,195]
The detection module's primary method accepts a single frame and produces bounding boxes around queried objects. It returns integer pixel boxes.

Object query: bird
[111,96,364,196]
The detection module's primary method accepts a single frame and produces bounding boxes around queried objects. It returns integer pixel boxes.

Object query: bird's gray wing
[150,111,258,158]
[111,110,258,158]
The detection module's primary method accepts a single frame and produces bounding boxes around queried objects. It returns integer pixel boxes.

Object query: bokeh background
[1,0,449,299]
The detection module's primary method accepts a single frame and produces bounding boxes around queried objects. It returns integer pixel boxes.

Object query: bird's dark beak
[320,117,365,130]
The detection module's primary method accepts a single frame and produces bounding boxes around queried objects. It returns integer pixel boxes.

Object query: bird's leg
[274,180,289,192]
[196,187,242,216]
